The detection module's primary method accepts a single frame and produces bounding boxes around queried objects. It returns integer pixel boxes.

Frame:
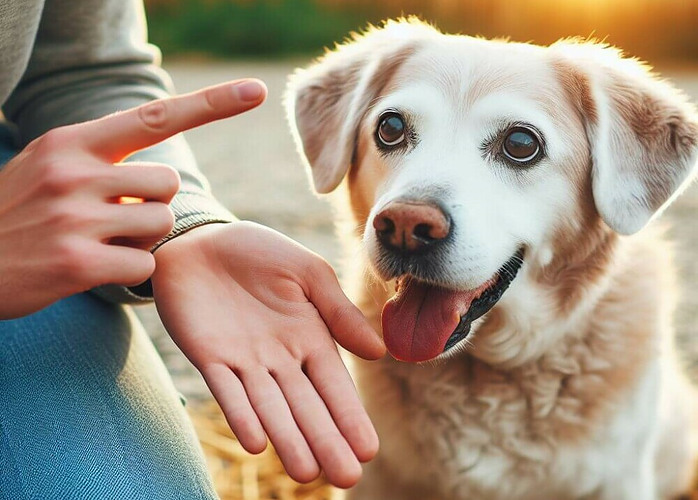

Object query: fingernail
[235,80,264,102]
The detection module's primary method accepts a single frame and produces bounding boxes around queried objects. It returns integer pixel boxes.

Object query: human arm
[2,0,387,485]
[2,0,233,302]
[151,221,386,488]
[0,80,266,319]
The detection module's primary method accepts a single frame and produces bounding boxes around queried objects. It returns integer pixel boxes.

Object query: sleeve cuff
[91,190,236,304]
[151,189,236,252]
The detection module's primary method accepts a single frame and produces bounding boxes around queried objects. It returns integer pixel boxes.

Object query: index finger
[76,79,267,162]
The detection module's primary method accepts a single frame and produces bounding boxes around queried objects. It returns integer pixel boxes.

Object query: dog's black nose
[373,201,451,253]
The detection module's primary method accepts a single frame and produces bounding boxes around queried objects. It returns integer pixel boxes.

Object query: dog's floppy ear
[285,19,433,193]
[553,43,698,235]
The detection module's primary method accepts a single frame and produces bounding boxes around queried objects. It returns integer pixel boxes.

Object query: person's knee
[0,294,218,500]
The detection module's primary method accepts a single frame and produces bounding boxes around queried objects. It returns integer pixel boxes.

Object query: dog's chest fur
[347,236,677,499]
[353,336,659,499]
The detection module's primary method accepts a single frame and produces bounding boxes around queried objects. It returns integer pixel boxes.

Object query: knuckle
[158,165,181,196]
[134,252,156,281]
[313,254,333,272]
[35,128,70,153]
[251,393,277,414]
[312,429,343,454]
[37,160,69,194]
[223,408,247,431]
[153,203,175,234]
[50,200,104,234]
[203,87,220,112]
[335,407,367,434]
[327,303,348,325]
[310,257,336,282]
[121,252,155,286]
[54,239,92,282]
[47,202,82,230]
[37,161,88,196]
[138,100,170,131]
[224,412,263,449]
[113,252,155,287]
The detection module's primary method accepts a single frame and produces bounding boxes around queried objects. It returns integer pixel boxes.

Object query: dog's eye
[502,127,541,163]
[377,112,406,147]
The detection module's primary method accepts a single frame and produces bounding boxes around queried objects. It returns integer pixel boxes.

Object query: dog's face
[286,20,698,364]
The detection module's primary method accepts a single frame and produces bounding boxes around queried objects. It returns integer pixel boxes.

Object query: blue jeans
[0,126,218,499]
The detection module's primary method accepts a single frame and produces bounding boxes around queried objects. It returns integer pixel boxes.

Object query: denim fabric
[0,126,218,500]
[0,124,18,165]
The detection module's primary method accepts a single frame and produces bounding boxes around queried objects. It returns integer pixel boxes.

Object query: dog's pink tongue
[382,279,479,363]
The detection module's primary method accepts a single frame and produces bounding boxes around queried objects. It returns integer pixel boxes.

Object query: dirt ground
[135,60,698,401]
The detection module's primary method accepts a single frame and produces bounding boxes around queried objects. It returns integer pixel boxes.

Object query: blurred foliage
[144,0,698,63]
[144,0,380,59]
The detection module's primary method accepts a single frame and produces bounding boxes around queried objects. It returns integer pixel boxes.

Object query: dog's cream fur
[286,19,698,500]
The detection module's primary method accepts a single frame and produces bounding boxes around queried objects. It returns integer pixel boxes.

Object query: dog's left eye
[502,127,542,163]
[377,112,406,147]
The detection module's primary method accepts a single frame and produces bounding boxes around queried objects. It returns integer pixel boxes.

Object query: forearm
[3,0,236,303]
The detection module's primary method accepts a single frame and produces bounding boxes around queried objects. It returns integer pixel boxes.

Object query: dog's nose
[373,201,451,253]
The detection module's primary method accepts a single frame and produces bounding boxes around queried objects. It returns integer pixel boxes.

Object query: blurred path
[136,60,698,401]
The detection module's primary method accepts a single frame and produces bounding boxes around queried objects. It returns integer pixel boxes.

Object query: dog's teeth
[395,277,405,292]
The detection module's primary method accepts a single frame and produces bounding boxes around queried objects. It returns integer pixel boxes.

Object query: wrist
[154,220,233,263]
[151,188,236,253]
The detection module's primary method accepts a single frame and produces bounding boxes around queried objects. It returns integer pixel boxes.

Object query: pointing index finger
[78,79,267,162]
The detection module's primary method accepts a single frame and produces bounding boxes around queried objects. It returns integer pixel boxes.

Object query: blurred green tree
[144,0,698,64]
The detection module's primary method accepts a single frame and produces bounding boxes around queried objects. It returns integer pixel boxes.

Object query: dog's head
[285,19,698,365]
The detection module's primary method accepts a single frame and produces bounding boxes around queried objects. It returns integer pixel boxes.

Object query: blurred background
[137,1,698,499]
[144,0,698,66]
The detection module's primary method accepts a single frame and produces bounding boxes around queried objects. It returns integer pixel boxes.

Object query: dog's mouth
[381,249,525,363]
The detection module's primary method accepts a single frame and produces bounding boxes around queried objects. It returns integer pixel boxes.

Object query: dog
[285,19,698,500]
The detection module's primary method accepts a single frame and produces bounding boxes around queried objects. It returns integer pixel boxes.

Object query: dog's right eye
[377,112,406,148]
[502,126,542,164]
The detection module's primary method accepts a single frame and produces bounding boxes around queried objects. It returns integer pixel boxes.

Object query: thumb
[307,262,385,360]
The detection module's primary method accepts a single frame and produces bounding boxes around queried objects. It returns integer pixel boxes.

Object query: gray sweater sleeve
[3,0,235,303]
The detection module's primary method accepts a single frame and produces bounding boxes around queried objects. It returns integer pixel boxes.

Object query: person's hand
[151,221,386,488]
[0,79,267,319]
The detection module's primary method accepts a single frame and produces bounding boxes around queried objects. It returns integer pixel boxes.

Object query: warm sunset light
[6,0,697,498]
[144,0,697,65]
[132,2,698,499]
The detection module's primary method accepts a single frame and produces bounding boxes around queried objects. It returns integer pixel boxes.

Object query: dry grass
[189,400,698,500]
[189,402,340,500]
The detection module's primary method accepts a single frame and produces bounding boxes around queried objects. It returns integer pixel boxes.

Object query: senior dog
[285,19,698,500]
